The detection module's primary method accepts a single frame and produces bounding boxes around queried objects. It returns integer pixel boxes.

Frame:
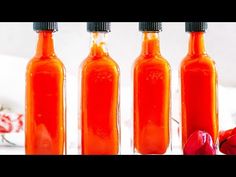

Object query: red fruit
[17,114,23,127]
[0,115,13,133]
[219,127,236,155]
[0,126,8,133]
[13,114,23,132]
[219,129,233,143]
[220,134,236,155]
[232,127,236,135]
[184,130,216,155]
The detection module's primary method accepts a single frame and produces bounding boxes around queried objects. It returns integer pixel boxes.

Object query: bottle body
[25,31,65,155]
[81,33,120,155]
[181,32,218,149]
[134,32,170,154]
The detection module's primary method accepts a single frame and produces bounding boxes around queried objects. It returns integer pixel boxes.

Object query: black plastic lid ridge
[87,22,111,32]
[33,22,58,32]
[139,22,162,32]
[185,22,207,32]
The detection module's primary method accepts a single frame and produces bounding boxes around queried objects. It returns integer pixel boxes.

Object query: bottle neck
[188,32,206,56]
[89,32,109,58]
[35,31,55,58]
[141,32,160,57]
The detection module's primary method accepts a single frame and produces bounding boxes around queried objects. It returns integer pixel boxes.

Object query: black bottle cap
[139,22,162,32]
[33,22,58,32]
[87,22,111,32]
[185,22,207,32]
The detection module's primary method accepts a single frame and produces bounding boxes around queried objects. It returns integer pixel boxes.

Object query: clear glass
[81,32,120,155]
[133,32,171,154]
[180,32,218,154]
[25,31,66,155]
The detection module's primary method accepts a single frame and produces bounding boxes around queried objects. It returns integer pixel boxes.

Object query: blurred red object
[184,130,216,155]
[0,112,23,133]
[219,128,236,155]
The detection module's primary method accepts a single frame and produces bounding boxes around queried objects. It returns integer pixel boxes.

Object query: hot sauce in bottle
[181,22,218,153]
[25,22,66,155]
[81,22,120,155]
[134,22,171,154]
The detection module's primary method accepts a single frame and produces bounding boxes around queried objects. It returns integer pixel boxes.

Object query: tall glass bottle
[81,22,120,155]
[25,22,66,155]
[134,22,171,154]
[181,22,218,151]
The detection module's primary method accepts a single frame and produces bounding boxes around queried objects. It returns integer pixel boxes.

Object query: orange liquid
[81,33,119,154]
[25,31,65,155]
[181,32,218,148]
[134,33,170,154]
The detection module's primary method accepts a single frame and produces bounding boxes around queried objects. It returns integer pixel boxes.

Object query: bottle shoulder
[81,55,120,73]
[26,56,65,74]
[134,54,171,70]
[181,54,217,72]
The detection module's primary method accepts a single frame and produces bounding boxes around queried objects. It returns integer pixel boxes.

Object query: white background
[0,22,236,86]
[0,22,235,154]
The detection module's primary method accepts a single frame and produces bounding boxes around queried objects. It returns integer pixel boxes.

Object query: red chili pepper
[0,115,13,133]
[219,129,233,143]
[219,127,236,155]
[184,130,216,155]
[0,113,23,133]
[14,114,23,132]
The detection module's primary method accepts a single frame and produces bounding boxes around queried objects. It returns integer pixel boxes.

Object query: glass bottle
[134,22,171,154]
[25,22,66,155]
[81,22,120,155]
[181,22,218,152]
